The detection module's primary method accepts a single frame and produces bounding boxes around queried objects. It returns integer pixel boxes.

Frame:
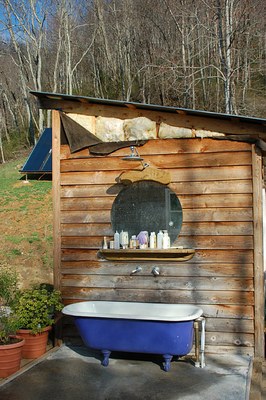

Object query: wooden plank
[61,261,254,277]
[60,208,253,224]
[60,151,252,172]
[61,197,114,210]
[136,138,252,155]
[61,235,254,250]
[99,248,195,262]
[180,221,253,235]
[110,138,253,156]
[169,166,252,181]
[182,208,253,222]
[176,235,254,249]
[202,345,254,356]
[249,358,263,400]
[252,145,264,358]
[64,139,252,158]
[179,194,253,208]
[60,221,253,236]
[52,110,61,290]
[171,180,252,194]
[204,331,254,347]
[61,184,122,198]
[60,193,253,209]
[61,248,254,263]
[60,166,251,185]
[205,317,254,333]
[202,304,254,319]
[60,180,252,195]
[60,288,254,319]
[59,287,253,305]
[61,210,110,223]
[38,97,266,136]
[61,274,254,291]
[60,287,255,311]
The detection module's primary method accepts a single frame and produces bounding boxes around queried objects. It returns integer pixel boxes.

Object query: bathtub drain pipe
[194,317,206,368]
[194,320,200,367]
[200,317,206,368]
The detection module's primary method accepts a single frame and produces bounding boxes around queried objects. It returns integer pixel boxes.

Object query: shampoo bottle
[157,230,163,249]
[114,231,120,249]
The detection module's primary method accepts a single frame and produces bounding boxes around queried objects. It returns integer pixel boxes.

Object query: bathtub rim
[62,301,203,322]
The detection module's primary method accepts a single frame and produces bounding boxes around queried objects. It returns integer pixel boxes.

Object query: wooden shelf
[98,248,195,261]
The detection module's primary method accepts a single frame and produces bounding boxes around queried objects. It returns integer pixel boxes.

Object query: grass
[0,157,53,288]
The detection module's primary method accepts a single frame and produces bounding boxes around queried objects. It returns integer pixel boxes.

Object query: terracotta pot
[16,326,51,359]
[0,335,25,378]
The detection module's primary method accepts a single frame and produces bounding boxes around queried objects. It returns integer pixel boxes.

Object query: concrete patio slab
[0,345,252,400]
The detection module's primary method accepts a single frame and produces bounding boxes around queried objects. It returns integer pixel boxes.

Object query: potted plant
[14,283,63,359]
[0,268,25,378]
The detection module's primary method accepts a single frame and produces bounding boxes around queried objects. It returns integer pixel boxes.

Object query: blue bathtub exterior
[73,316,195,371]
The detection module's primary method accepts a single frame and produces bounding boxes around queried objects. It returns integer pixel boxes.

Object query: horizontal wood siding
[59,138,255,355]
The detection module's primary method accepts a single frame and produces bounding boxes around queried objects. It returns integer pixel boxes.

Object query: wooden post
[52,110,61,291]
[252,145,264,358]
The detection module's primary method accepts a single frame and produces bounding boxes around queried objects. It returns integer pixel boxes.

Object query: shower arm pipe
[122,146,149,170]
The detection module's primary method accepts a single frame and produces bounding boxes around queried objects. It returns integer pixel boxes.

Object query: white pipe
[200,317,206,368]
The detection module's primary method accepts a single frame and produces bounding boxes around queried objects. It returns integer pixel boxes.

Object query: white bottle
[157,230,163,249]
[163,230,170,249]
[103,236,108,249]
[114,231,120,249]
[149,232,156,249]
[121,231,129,249]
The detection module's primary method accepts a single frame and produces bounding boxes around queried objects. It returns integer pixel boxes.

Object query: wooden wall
[57,135,260,356]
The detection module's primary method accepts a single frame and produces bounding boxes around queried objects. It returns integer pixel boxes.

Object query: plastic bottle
[114,231,120,249]
[103,236,108,249]
[130,235,137,249]
[120,231,129,249]
[163,230,170,249]
[157,230,163,249]
[149,232,156,249]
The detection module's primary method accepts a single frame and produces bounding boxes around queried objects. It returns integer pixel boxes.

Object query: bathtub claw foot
[101,350,111,367]
[163,354,173,372]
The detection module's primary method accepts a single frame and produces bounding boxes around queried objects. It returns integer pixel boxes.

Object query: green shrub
[0,268,20,344]
[0,268,18,307]
[14,285,63,334]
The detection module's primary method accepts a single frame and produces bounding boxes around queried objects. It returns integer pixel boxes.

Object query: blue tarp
[20,128,52,174]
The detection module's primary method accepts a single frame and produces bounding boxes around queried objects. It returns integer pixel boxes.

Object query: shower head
[122,146,144,161]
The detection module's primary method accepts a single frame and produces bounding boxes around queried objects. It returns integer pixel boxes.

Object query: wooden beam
[252,145,265,357]
[37,97,266,137]
[52,110,61,290]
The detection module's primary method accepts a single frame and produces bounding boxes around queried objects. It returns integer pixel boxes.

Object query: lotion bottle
[163,230,170,249]
[149,232,156,249]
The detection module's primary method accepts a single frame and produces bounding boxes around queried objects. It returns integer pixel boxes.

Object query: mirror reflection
[111,181,183,243]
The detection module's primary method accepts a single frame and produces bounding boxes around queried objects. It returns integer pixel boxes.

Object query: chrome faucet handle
[130,266,142,275]
[152,266,160,276]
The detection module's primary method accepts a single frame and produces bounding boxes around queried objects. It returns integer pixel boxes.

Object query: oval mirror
[111,181,183,243]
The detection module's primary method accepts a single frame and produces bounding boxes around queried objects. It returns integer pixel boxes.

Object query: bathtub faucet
[152,266,160,276]
[130,266,142,275]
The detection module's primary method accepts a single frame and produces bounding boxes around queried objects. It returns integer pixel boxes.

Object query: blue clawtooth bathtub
[62,301,203,371]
